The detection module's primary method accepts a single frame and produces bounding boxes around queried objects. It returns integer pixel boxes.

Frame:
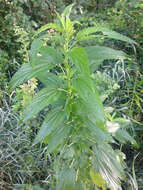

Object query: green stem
[64,41,71,96]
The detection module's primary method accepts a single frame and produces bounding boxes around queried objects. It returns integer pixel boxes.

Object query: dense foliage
[1,0,143,189]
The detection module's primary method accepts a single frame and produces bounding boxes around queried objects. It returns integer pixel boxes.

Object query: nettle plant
[10,5,137,190]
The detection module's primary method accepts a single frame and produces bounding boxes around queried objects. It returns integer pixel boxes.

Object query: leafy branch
[9,4,137,190]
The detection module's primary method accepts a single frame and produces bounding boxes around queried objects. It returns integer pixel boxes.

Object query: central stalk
[64,40,71,96]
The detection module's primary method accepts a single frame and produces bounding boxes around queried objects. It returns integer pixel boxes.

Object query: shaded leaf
[76,26,136,44]
[35,23,63,36]
[47,123,70,153]
[73,76,105,124]
[83,118,114,143]
[102,28,136,44]
[56,167,76,190]
[9,63,34,91]
[85,46,127,72]
[23,87,61,121]
[37,72,63,87]
[115,129,136,145]
[33,107,66,145]
[30,38,44,61]
[76,34,102,41]
[76,27,101,41]
[31,46,63,73]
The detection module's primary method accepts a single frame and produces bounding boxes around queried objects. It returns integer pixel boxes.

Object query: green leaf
[56,167,76,190]
[65,17,75,39]
[9,63,34,91]
[76,26,136,44]
[9,44,63,91]
[23,87,61,121]
[90,169,106,190]
[85,46,127,71]
[85,46,127,72]
[115,129,136,145]
[31,45,63,66]
[9,64,63,92]
[35,23,63,36]
[56,12,65,29]
[52,91,67,108]
[73,76,105,124]
[69,46,90,76]
[74,182,85,190]
[76,27,100,41]
[30,38,44,61]
[47,123,70,153]
[101,28,136,44]
[86,46,127,61]
[83,118,114,143]
[93,143,124,190]
[76,34,101,41]
[62,3,75,18]
[33,107,66,145]
[30,33,60,61]
[37,72,63,87]
[31,46,63,74]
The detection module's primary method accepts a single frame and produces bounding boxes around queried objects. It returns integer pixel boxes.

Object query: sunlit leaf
[62,3,75,18]
[69,46,90,76]
[90,169,106,190]
[93,143,124,190]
